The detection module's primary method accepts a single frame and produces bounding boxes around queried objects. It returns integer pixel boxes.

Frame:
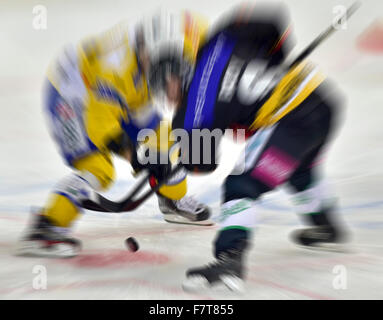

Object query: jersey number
[219,59,279,105]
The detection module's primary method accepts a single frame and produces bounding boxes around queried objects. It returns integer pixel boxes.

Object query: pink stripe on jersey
[251,146,299,188]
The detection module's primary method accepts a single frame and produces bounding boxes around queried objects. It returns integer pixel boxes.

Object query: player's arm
[114,103,187,200]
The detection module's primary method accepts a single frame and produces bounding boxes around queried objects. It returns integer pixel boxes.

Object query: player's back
[45,21,154,152]
[173,2,294,133]
[47,21,151,112]
[78,22,150,111]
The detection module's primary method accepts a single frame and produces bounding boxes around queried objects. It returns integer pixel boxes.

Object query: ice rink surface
[0,0,382,299]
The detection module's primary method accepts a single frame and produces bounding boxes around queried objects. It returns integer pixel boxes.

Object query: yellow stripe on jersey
[268,25,292,55]
[250,61,325,130]
[183,11,209,64]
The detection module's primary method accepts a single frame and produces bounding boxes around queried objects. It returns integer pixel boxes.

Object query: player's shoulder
[80,21,131,56]
[75,21,142,90]
[182,10,210,61]
[204,2,293,45]
[77,21,137,72]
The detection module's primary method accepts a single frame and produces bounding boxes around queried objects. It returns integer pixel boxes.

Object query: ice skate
[182,250,244,293]
[290,225,350,252]
[158,195,214,226]
[15,210,81,258]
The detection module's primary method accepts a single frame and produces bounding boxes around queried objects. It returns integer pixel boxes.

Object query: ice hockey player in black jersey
[148,2,349,292]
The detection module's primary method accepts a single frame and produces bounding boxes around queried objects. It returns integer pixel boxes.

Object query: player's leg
[287,139,349,249]
[16,73,115,257]
[129,115,212,225]
[16,151,115,258]
[184,174,271,292]
[182,127,280,292]
[183,89,342,292]
[155,138,212,225]
[156,177,213,226]
[284,84,349,249]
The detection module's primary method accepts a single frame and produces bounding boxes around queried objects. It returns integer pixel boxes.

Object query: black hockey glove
[146,162,172,183]
[107,131,135,157]
[132,150,172,183]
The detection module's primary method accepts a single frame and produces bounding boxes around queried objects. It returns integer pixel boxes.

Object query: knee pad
[45,193,79,228]
[52,172,99,208]
[290,179,334,214]
[45,172,100,228]
[219,198,257,229]
[73,152,115,190]
[158,174,187,200]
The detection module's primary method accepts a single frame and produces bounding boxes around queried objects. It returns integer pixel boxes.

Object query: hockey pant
[215,86,343,257]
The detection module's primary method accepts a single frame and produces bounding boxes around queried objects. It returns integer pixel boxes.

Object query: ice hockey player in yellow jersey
[16,10,211,258]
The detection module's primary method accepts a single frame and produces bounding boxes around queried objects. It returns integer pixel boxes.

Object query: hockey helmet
[136,10,208,95]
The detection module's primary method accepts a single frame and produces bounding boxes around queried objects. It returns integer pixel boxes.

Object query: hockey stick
[287,1,361,69]
[81,163,184,213]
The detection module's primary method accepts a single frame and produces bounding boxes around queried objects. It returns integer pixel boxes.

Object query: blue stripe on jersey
[184,33,236,131]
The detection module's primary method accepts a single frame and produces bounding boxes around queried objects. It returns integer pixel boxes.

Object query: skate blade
[296,242,353,253]
[14,240,79,258]
[182,275,244,294]
[163,214,215,226]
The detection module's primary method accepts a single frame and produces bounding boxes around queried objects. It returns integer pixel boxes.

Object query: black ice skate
[15,211,81,258]
[157,194,214,226]
[291,225,349,252]
[291,205,350,252]
[182,250,244,293]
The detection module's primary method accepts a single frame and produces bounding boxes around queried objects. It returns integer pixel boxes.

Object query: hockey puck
[125,237,139,252]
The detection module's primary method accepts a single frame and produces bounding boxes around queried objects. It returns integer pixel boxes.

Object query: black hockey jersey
[172,3,325,171]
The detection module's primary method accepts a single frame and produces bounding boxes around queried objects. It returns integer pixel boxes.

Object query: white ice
[0,0,382,299]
